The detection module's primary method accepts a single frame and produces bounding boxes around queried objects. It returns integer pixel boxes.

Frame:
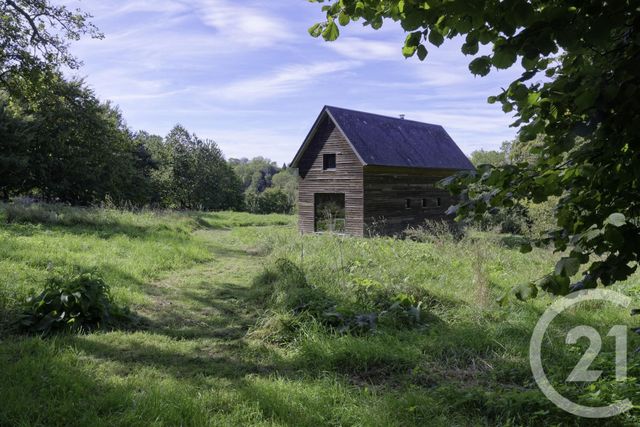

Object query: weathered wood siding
[297,117,364,236]
[363,166,457,235]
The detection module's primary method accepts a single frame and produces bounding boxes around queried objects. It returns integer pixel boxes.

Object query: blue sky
[65,0,521,164]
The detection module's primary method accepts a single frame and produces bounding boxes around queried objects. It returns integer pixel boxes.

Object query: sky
[64,0,522,165]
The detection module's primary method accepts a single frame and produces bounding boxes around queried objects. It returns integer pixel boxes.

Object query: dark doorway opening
[314,193,345,232]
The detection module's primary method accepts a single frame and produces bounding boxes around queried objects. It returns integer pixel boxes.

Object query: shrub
[472,205,530,235]
[524,197,558,239]
[18,272,130,335]
[245,189,293,214]
[252,257,429,339]
[379,293,424,328]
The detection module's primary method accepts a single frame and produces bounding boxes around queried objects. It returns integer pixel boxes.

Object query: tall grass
[246,223,640,425]
[0,203,293,332]
[1,204,639,426]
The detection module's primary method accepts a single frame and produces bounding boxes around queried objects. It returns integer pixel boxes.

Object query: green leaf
[308,23,323,38]
[539,275,571,295]
[527,92,541,106]
[555,257,581,277]
[468,56,491,76]
[574,89,598,112]
[417,44,428,61]
[521,56,538,70]
[404,31,422,47]
[322,21,340,41]
[604,226,624,247]
[461,40,479,55]
[492,46,517,69]
[402,45,417,58]
[604,213,625,227]
[428,30,444,47]
[338,12,350,26]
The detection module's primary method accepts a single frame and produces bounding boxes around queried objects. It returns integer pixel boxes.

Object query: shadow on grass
[68,334,274,380]
[188,211,294,230]
[3,220,193,242]
[137,279,263,341]
[0,338,136,426]
[206,244,258,259]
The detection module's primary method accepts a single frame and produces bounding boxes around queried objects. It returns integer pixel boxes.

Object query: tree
[469,149,505,167]
[164,125,242,210]
[0,0,101,89]
[271,167,298,211]
[0,92,32,200]
[310,0,640,295]
[503,134,544,166]
[133,131,171,207]
[245,188,293,214]
[228,156,286,213]
[4,73,143,205]
[229,157,279,193]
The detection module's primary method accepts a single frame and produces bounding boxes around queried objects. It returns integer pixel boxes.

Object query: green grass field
[1,204,639,426]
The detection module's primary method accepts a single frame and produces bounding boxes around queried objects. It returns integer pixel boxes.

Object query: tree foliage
[0,0,101,89]
[311,0,640,293]
[164,125,243,210]
[229,157,298,213]
[469,148,505,167]
[229,157,279,193]
[271,167,298,210]
[1,76,243,210]
[0,1,244,212]
[2,73,144,205]
[245,188,293,214]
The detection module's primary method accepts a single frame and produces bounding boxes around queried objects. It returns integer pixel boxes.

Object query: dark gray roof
[322,106,474,170]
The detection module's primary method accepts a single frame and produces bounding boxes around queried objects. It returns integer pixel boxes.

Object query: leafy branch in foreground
[310,0,640,295]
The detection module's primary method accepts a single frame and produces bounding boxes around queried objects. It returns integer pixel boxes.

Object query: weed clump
[404,219,466,244]
[251,258,429,341]
[18,272,132,335]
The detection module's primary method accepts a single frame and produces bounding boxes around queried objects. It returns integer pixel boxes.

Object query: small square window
[323,153,336,170]
[436,197,442,207]
[405,199,411,209]
[421,198,427,208]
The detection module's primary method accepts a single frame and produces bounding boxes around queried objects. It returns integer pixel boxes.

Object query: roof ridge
[324,105,441,128]
[292,105,475,171]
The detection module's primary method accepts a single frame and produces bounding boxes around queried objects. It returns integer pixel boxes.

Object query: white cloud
[216,61,359,102]
[194,0,293,48]
[109,0,189,16]
[328,37,400,61]
[81,69,186,101]
[416,65,470,87]
[60,0,522,163]
[61,0,189,18]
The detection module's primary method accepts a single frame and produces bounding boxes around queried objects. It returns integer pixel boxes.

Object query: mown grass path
[140,229,264,341]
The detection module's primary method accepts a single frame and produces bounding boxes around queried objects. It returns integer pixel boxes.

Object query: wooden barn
[290,106,475,236]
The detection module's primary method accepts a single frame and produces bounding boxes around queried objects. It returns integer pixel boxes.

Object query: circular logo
[529,289,634,418]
